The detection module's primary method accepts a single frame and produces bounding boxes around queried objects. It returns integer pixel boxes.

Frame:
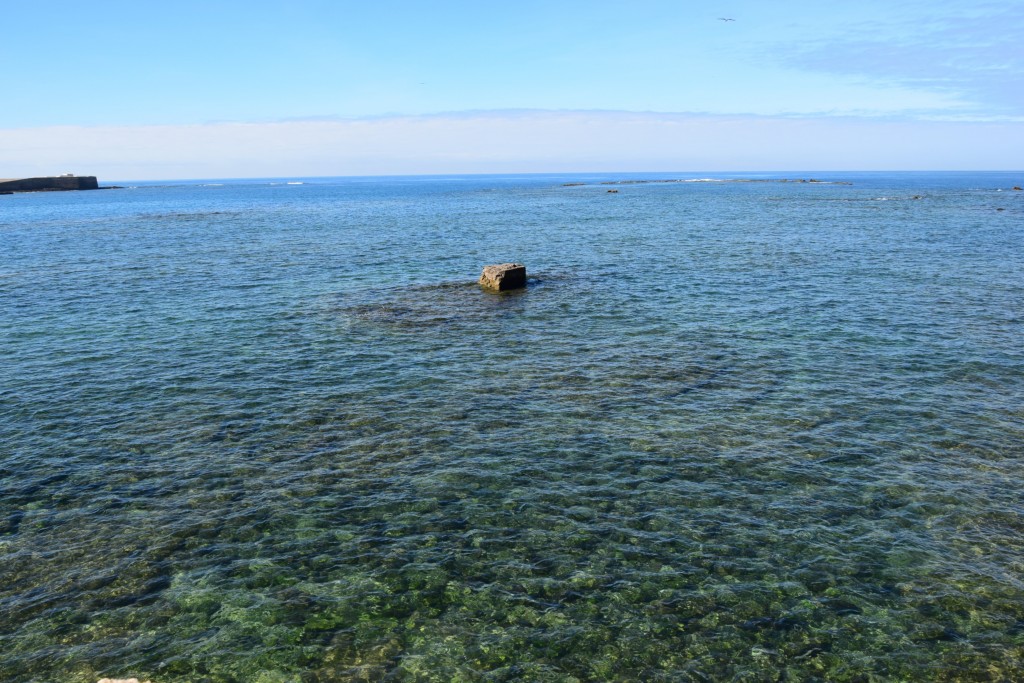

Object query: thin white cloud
[1,111,1020,180]
[771,4,1024,117]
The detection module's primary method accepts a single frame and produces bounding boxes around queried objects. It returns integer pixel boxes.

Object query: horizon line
[99,169,1024,183]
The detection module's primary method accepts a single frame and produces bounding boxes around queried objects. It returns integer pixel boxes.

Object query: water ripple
[1,173,1023,681]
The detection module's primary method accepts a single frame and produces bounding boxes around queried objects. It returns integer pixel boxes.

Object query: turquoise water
[2,172,1023,682]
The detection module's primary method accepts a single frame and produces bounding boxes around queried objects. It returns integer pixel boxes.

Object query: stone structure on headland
[0,175,100,194]
[479,263,527,292]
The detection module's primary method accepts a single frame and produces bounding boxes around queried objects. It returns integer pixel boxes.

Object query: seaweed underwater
[1,173,1023,681]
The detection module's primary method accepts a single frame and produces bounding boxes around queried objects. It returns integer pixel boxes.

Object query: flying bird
[719,17,735,22]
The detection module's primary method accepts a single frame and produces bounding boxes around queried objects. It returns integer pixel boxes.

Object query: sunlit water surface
[2,172,1023,682]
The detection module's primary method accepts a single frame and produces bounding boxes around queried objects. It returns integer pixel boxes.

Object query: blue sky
[2,0,1021,178]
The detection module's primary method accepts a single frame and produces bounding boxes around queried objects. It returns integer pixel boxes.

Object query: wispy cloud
[772,3,1024,118]
[2,110,1020,180]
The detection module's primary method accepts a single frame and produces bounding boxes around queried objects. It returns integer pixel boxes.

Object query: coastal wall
[0,176,99,192]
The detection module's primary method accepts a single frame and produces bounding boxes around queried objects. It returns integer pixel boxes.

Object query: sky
[2,0,1021,179]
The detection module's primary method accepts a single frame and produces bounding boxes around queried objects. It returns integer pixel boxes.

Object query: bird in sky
[719,17,736,22]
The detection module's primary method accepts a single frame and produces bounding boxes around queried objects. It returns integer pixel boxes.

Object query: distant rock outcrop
[0,176,99,193]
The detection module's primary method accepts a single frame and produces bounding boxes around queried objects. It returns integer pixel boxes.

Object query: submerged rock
[479,263,526,292]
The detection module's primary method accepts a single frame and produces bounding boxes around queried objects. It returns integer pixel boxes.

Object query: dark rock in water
[0,175,99,193]
[1013,186,1022,191]
[607,189,619,193]
[479,263,526,292]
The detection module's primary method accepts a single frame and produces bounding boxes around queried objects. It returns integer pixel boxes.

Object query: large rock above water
[479,263,526,291]
[0,176,99,192]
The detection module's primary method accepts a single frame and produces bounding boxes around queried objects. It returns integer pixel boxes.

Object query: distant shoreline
[0,176,121,195]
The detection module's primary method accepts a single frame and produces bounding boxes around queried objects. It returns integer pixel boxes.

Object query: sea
[2,172,1022,682]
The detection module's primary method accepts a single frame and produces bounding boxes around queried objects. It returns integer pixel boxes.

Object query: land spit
[0,176,101,193]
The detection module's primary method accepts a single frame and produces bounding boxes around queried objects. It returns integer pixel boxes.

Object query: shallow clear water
[2,172,1023,682]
